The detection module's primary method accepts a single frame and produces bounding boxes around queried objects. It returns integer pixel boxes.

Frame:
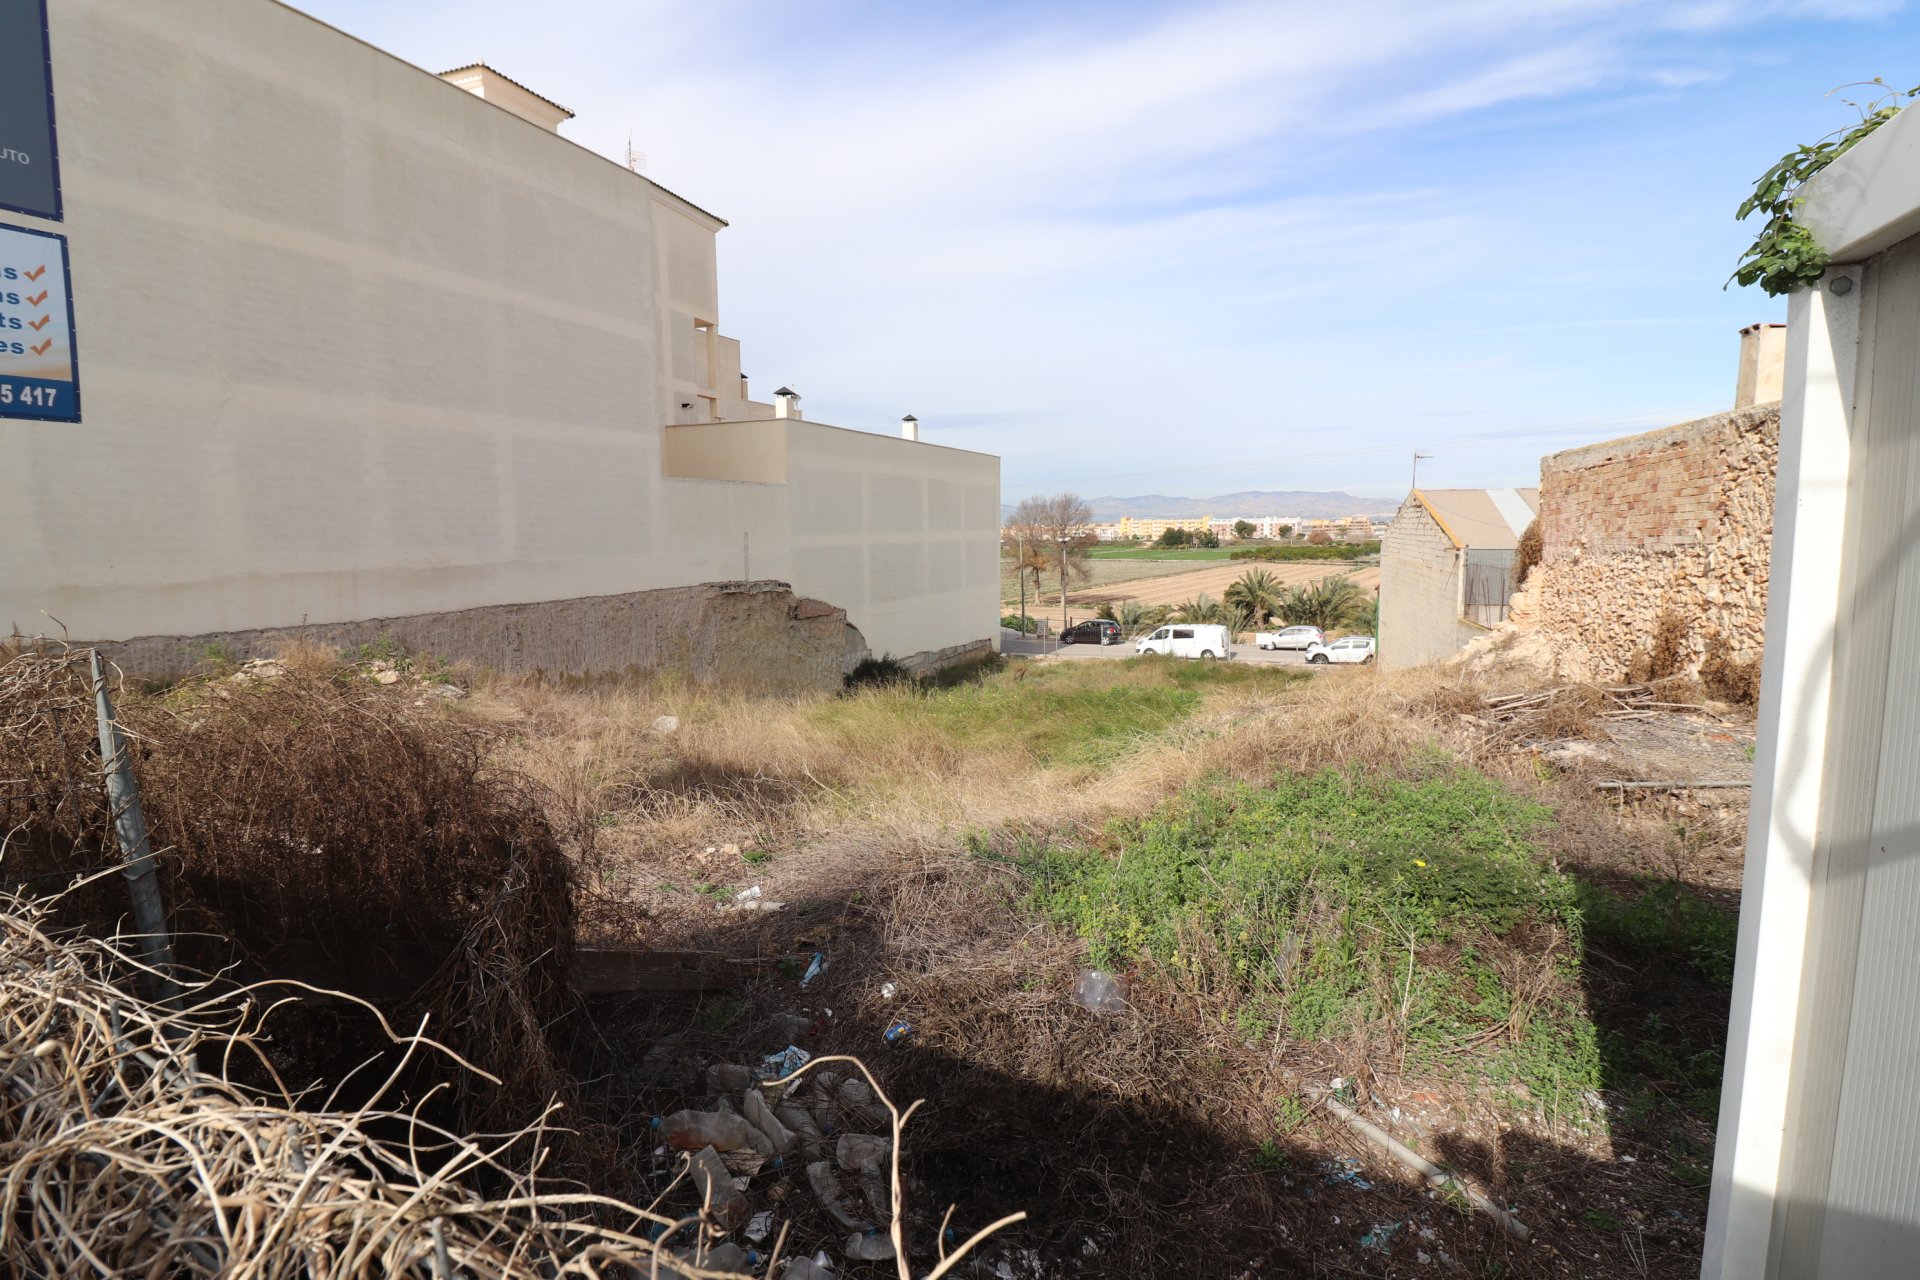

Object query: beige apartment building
[0,1,999,684]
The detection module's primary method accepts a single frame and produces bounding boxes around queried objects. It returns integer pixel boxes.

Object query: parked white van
[1134,623,1232,660]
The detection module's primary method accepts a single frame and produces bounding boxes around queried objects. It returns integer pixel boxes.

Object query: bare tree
[1004,493,1096,601]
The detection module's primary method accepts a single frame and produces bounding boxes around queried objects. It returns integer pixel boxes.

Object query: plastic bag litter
[758,1045,811,1082]
[1071,969,1128,1013]
[800,952,827,987]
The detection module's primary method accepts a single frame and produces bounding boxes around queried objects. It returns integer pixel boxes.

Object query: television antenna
[625,132,647,172]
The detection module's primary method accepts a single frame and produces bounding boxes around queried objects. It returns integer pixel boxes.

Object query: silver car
[1256,625,1324,651]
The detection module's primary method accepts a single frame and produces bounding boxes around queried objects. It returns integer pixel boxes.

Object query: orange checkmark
[30,340,52,356]
[28,315,50,330]
[25,290,47,307]
[23,266,45,282]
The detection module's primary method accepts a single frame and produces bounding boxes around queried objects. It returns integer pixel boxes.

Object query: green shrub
[1000,614,1040,634]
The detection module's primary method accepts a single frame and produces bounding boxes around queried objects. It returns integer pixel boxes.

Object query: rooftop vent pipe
[901,414,919,441]
[773,387,801,420]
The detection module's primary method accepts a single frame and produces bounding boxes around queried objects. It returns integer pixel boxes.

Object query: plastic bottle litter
[880,982,898,999]
[705,1063,753,1094]
[781,1253,835,1279]
[659,1110,757,1153]
[745,1210,775,1244]
[835,1133,891,1170]
[1072,969,1128,1013]
[883,1020,913,1045]
[704,1242,750,1271]
[807,1160,876,1231]
[845,1231,896,1261]
[689,1146,751,1230]
[743,1087,797,1154]
[800,952,827,987]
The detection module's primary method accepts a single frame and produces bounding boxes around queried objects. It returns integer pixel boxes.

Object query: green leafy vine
[1732,79,1920,296]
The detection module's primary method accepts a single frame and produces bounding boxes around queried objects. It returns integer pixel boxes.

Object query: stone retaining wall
[1517,404,1779,681]
[64,581,874,695]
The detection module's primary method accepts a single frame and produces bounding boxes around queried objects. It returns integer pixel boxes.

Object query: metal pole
[1059,537,1069,640]
[90,650,179,1000]
[1018,534,1027,633]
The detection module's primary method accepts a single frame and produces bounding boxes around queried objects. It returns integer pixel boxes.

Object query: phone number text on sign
[0,221,78,422]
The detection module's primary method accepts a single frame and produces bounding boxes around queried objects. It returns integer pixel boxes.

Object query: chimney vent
[901,414,919,441]
[1735,322,1787,410]
[773,387,801,420]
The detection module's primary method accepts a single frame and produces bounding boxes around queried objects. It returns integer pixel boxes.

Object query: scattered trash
[651,715,680,735]
[1360,1221,1403,1253]
[1320,1157,1373,1191]
[835,1134,890,1170]
[759,1045,811,1082]
[745,1210,775,1244]
[689,1146,751,1230]
[722,842,741,857]
[1071,969,1127,1013]
[723,885,787,912]
[845,1230,896,1261]
[781,1253,834,1280]
[659,1109,763,1154]
[1417,1250,1432,1265]
[801,952,827,987]
[735,886,763,903]
[880,982,898,1000]
[883,1020,913,1046]
[744,1088,798,1155]
[807,1160,876,1232]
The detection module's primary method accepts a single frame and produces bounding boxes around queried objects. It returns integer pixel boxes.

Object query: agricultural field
[1070,558,1380,610]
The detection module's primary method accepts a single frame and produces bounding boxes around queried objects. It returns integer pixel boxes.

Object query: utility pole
[1058,535,1071,643]
[1411,452,1433,491]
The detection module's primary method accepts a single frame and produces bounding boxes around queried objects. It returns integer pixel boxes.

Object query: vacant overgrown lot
[13,646,1736,1277]
[461,653,1736,1278]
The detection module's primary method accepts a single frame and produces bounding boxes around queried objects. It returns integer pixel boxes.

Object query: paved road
[999,628,1312,667]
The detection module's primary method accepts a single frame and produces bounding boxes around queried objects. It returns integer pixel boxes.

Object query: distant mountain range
[1006,491,1399,521]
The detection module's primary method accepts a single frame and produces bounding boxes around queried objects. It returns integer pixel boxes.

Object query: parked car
[1255,625,1324,651]
[1305,635,1376,665]
[1135,623,1232,660]
[1061,619,1122,646]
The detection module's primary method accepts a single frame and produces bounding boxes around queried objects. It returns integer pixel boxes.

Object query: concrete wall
[0,0,998,681]
[1379,497,1480,667]
[1520,404,1779,681]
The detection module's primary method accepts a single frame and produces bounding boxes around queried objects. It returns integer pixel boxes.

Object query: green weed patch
[1026,765,1604,1102]
[813,657,1301,767]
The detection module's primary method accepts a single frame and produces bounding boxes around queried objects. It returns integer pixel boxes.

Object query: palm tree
[1224,569,1283,625]
[1172,594,1230,625]
[1116,599,1164,636]
[1277,574,1368,631]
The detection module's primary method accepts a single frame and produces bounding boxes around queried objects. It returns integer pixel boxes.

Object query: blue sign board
[0,223,79,422]
[0,0,60,222]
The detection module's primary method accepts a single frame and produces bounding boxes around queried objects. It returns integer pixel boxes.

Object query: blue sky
[299,0,1913,501]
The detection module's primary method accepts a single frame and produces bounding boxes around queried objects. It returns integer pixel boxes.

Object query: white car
[1305,635,1376,665]
[1135,623,1232,660]
[1255,625,1324,651]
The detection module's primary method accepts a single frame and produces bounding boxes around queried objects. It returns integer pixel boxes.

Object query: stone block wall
[1522,404,1779,681]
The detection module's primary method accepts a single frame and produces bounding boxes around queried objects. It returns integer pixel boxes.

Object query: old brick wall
[1525,404,1779,681]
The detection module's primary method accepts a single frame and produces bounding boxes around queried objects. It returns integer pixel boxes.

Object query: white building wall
[0,0,997,670]
[786,422,1000,662]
